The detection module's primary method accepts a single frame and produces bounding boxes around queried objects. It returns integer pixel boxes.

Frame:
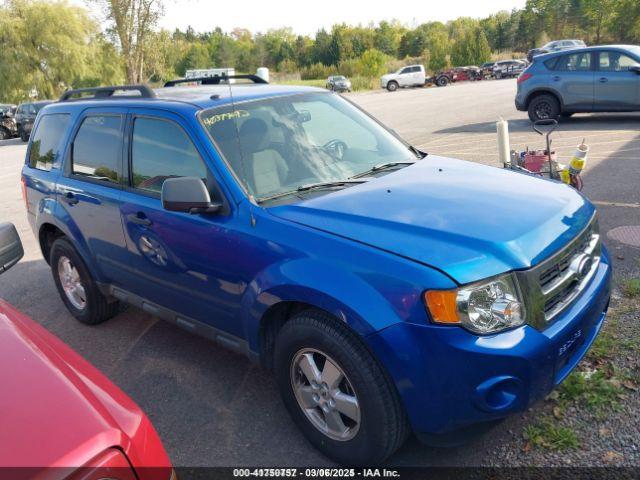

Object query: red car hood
[0,299,170,472]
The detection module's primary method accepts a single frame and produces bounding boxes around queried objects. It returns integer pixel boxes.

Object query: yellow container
[560,168,571,184]
[569,143,589,175]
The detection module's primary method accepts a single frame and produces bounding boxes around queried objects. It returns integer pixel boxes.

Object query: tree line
[1,0,639,102]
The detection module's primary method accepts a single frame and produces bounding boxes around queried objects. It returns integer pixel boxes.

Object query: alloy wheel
[535,101,553,119]
[58,256,87,310]
[290,348,361,441]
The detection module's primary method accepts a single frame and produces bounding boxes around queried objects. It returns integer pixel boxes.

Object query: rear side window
[551,52,591,71]
[71,115,123,184]
[131,117,207,193]
[28,114,71,171]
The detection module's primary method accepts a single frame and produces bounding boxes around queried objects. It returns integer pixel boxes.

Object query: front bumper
[366,249,611,437]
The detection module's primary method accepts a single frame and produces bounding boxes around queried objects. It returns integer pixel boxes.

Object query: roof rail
[59,85,156,102]
[163,74,268,87]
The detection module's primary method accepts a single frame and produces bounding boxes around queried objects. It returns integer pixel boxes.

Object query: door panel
[59,108,128,282]
[118,110,245,337]
[398,68,412,87]
[594,51,640,110]
[551,52,595,110]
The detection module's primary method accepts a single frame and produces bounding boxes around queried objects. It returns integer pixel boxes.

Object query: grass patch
[523,419,579,450]
[275,75,379,92]
[621,278,640,298]
[277,78,326,88]
[558,370,624,414]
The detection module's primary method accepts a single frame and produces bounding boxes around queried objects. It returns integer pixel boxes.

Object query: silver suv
[527,39,586,62]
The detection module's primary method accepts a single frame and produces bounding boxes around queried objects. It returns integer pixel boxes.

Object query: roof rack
[163,74,268,87]
[59,85,156,102]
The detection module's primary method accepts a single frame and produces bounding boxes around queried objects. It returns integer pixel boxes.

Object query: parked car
[493,60,527,79]
[0,104,17,140]
[516,45,640,122]
[15,100,53,142]
[326,75,352,92]
[23,80,611,465]
[0,222,173,478]
[433,66,482,87]
[380,64,426,91]
[527,39,587,62]
[480,62,496,78]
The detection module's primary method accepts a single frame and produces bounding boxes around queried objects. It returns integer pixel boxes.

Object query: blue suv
[516,45,640,121]
[22,78,611,464]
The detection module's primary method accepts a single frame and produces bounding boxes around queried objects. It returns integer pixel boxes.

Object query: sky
[154,0,527,36]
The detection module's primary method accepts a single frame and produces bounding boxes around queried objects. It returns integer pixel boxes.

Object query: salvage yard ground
[0,79,638,467]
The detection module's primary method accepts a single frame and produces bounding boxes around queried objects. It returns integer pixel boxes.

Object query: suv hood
[269,156,594,285]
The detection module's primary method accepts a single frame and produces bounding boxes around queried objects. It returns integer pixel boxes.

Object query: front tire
[50,238,120,325]
[386,81,398,92]
[274,310,409,465]
[528,93,561,122]
[0,127,9,140]
[19,127,29,142]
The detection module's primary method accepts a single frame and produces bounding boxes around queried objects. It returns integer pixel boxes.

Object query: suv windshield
[199,92,418,202]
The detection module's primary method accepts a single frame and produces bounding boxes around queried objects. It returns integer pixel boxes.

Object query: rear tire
[19,127,28,142]
[528,94,561,122]
[386,81,398,92]
[0,127,9,140]
[274,309,409,465]
[50,238,120,325]
[436,76,449,87]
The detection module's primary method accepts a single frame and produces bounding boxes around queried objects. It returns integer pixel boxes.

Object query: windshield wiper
[350,161,418,179]
[297,179,368,192]
[256,180,367,204]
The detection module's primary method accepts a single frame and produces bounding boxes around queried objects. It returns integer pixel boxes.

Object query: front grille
[539,221,601,321]
[516,216,602,329]
[539,227,594,292]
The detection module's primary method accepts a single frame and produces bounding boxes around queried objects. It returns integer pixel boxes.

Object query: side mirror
[161,177,222,214]
[630,65,640,74]
[0,223,24,274]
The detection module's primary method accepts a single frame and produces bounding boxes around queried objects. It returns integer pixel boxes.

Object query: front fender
[241,256,454,352]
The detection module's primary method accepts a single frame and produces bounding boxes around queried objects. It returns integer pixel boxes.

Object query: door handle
[599,77,609,83]
[126,212,152,226]
[62,192,79,205]
[552,76,561,82]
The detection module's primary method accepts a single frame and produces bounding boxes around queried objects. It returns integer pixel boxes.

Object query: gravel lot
[0,79,638,468]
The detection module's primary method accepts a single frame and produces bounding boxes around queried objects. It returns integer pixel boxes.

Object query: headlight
[424,273,525,334]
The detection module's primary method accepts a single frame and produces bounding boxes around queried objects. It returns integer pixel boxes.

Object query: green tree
[91,0,164,83]
[358,49,388,77]
[610,0,640,42]
[0,0,115,102]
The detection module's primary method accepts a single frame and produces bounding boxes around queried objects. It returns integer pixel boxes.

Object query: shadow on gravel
[434,114,640,135]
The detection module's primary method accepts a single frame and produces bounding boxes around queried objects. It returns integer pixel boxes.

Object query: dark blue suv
[22,79,611,464]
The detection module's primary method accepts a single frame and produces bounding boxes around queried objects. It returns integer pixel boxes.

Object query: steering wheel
[322,139,347,160]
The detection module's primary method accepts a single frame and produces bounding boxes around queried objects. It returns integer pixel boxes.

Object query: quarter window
[131,117,207,193]
[28,114,71,171]
[599,51,639,71]
[72,115,123,183]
